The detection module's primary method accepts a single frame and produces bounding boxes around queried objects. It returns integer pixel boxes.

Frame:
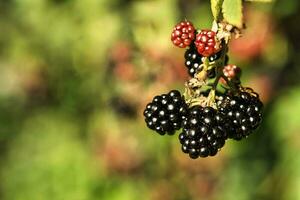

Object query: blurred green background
[0,0,300,199]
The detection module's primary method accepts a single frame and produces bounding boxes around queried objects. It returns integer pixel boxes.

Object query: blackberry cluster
[143,90,188,135]
[143,20,265,159]
[217,92,263,140]
[179,106,227,159]
[184,45,226,77]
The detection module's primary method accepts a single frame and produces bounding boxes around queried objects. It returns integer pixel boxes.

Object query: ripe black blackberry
[217,92,263,140]
[179,106,227,159]
[184,45,225,77]
[184,45,203,77]
[143,90,188,135]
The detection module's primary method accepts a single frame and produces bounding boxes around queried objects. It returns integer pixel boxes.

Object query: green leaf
[245,0,273,2]
[222,0,243,28]
[210,0,224,20]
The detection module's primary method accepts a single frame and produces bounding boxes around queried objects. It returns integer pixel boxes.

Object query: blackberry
[179,106,227,159]
[184,45,203,77]
[223,64,241,80]
[194,30,220,57]
[217,92,263,140]
[143,90,188,135]
[184,45,223,77]
[171,21,195,48]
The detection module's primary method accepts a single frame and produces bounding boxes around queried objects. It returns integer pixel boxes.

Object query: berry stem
[221,74,239,94]
[203,57,210,71]
[210,41,229,91]
[184,21,240,107]
[206,89,216,107]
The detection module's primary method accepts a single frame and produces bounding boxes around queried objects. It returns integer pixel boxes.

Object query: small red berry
[171,21,195,48]
[223,64,241,80]
[194,30,220,57]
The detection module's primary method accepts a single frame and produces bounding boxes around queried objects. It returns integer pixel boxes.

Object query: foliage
[222,0,243,28]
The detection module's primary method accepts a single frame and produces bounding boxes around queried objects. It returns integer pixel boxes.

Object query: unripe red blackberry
[223,64,241,80]
[171,21,195,48]
[143,90,188,135]
[179,106,227,159]
[194,30,220,57]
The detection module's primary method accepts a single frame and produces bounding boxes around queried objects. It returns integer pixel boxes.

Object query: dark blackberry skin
[184,45,203,77]
[217,92,263,140]
[208,50,222,62]
[179,106,227,159]
[143,90,188,135]
[184,46,227,77]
